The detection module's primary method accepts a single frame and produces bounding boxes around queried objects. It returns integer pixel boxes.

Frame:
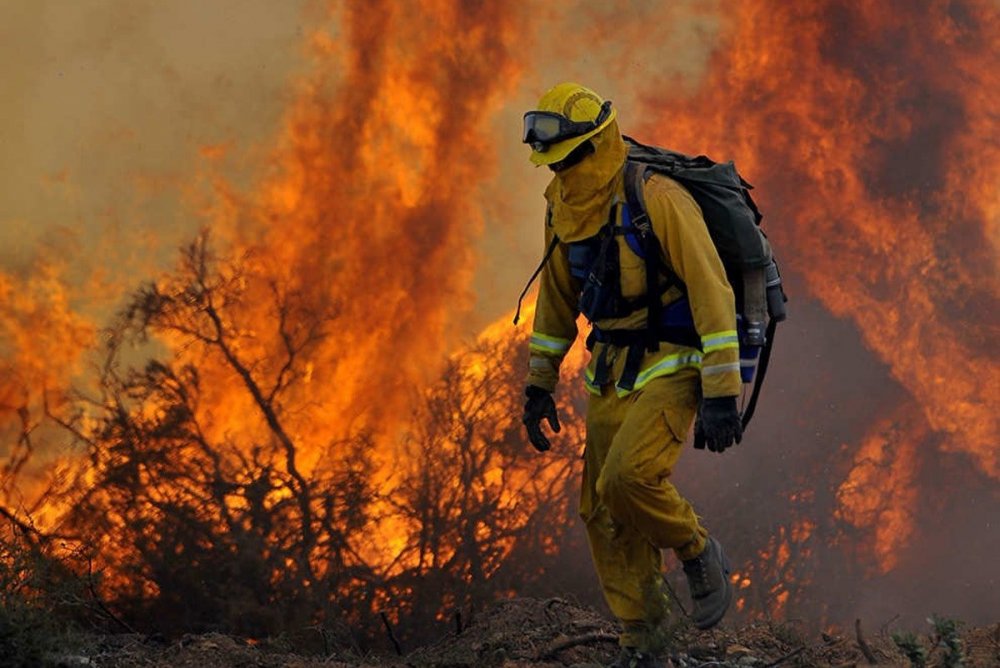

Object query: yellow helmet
[523,82,617,166]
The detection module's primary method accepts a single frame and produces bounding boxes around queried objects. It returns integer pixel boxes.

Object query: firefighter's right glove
[694,396,742,453]
[522,385,561,452]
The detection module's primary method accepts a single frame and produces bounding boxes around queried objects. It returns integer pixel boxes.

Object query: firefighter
[520,82,740,668]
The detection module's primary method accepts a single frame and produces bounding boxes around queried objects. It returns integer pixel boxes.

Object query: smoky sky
[0,0,307,312]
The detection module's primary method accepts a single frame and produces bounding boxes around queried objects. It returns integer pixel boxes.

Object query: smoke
[1,0,997,633]
[633,0,999,474]
[0,0,307,303]
[623,0,1000,624]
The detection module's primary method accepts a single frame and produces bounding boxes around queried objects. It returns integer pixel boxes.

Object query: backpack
[514,137,787,428]
[619,137,786,427]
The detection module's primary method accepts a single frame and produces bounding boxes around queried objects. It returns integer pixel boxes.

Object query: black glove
[522,385,561,452]
[693,396,743,453]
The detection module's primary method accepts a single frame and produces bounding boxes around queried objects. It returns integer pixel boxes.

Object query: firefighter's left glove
[523,385,561,452]
[694,396,742,453]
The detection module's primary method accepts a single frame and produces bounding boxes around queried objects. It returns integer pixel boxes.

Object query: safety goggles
[522,100,612,152]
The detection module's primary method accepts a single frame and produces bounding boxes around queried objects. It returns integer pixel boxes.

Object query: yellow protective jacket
[526,123,741,400]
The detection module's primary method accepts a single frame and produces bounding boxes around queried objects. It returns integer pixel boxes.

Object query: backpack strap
[624,160,689,354]
[623,162,656,354]
[513,230,560,326]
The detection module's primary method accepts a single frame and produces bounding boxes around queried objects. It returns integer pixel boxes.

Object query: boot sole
[693,537,733,630]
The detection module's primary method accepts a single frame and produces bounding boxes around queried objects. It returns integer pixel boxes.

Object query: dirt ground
[47,598,1000,668]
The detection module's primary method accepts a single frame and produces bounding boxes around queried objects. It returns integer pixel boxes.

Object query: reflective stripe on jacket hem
[585,351,703,397]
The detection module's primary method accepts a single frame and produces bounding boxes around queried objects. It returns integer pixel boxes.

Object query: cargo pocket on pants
[650,404,696,481]
[661,403,695,446]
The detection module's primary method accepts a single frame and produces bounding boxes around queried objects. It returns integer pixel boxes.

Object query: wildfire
[632,0,1000,570]
[1,0,997,639]
[834,405,926,574]
[0,261,96,526]
[173,0,528,457]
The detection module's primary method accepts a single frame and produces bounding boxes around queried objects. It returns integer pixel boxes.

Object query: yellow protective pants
[580,369,708,649]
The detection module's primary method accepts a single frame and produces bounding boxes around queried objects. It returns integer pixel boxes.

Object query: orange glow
[638,0,999,481]
[835,406,925,572]
[2,0,996,634]
[631,0,999,584]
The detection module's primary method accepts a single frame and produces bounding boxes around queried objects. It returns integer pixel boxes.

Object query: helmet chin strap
[548,140,595,173]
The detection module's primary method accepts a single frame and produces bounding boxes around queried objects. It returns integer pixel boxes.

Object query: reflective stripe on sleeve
[700,330,739,354]
[529,332,573,356]
[702,361,741,376]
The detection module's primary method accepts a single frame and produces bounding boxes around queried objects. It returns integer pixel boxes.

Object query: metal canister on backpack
[736,315,762,383]
[740,265,768,348]
[765,259,787,322]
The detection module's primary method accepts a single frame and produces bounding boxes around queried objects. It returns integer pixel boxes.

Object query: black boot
[681,536,733,630]
[608,646,665,668]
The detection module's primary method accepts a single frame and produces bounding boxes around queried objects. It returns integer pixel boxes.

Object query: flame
[0,261,95,524]
[0,263,94,402]
[2,0,998,634]
[835,405,926,573]
[631,0,999,574]
[4,1,541,631]
[189,0,527,448]
[637,0,999,476]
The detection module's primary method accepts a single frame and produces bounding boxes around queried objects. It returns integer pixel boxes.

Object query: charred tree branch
[0,505,76,542]
[266,281,302,404]
[0,505,42,542]
[855,618,877,664]
[380,612,404,656]
[538,632,618,659]
[763,645,806,668]
[84,557,137,634]
[200,290,317,582]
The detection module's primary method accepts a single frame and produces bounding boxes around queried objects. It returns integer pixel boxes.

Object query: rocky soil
[45,597,1000,668]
